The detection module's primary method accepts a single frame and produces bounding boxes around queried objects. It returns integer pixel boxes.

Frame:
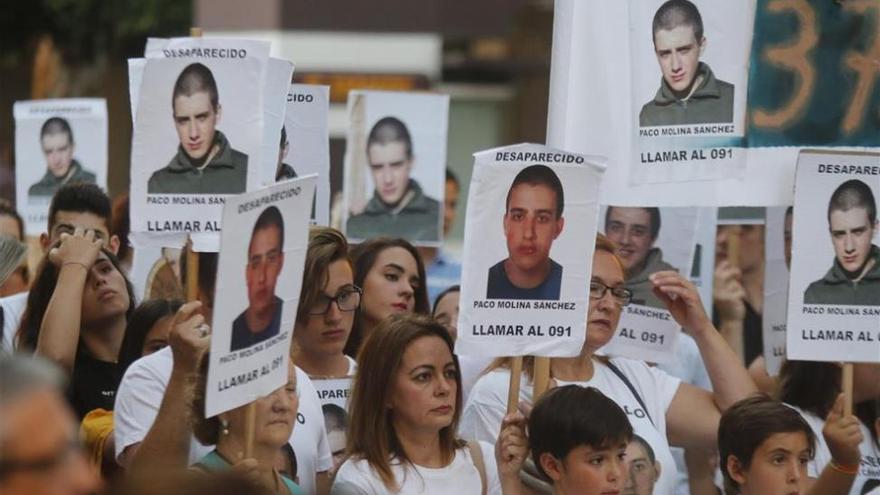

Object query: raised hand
[650,270,713,335]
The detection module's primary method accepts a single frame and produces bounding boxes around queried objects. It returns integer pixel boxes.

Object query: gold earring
[220,419,230,436]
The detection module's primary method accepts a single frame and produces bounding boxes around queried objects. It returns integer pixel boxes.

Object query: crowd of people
[0,178,874,495]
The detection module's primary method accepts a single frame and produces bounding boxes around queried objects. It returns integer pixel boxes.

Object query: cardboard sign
[763,206,790,375]
[456,143,604,358]
[14,99,108,235]
[342,90,448,245]
[282,84,331,225]
[599,207,699,363]
[787,150,880,363]
[260,59,295,187]
[312,377,352,468]
[205,175,316,416]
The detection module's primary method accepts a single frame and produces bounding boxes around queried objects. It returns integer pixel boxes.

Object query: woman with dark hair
[343,237,429,357]
[191,356,304,495]
[719,395,861,495]
[332,313,528,494]
[17,229,135,418]
[117,298,183,375]
[780,360,880,494]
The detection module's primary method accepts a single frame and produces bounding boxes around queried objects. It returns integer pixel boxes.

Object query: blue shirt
[426,250,463,304]
[486,259,563,300]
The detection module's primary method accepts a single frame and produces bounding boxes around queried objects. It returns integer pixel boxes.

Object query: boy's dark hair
[828,179,877,226]
[505,164,565,218]
[250,206,285,253]
[367,116,412,159]
[47,183,111,233]
[652,0,704,44]
[529,385,633,479]
[718,395,816,494]
[40,117,74,144]
[172,63,219,111]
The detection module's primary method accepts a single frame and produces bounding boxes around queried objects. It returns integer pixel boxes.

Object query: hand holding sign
[650,270,711,335]
[49,227,103,269]
[495,412,529,480]
[169,301,211,373]
[823,393,864,470]
[713,260,746,322]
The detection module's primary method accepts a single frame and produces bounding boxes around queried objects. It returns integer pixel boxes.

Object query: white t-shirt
[460,357,681,495]
[793,405,880,495]
[0,292,27,353]
[656,333,712,495]
[114,347,333,495]
[331,441,500,495]
[458,355,493,406]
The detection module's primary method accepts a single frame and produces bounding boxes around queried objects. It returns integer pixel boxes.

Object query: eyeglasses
[308,286,363,316]
[589,281,632,306]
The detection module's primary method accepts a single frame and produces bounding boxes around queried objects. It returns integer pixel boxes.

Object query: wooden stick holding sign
[506,357,523,415]
[842,363,853,417]
[726,226,741,270]
[532,357,551,401]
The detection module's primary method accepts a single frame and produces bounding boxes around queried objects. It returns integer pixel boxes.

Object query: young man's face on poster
[173,91,221,160]
[246,225,285,315]
[653,24,704,94]
[41,132,74,178]
[829,206,876,273]
[605,207,655,274]
[367,140,412,205]
[503,183,563,274]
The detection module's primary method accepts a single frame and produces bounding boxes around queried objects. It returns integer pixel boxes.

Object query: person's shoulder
[333,456,378,487]
[122,346,174,383]
[803,278,829,303]
[487,259,506,275]
[229,146,248,165]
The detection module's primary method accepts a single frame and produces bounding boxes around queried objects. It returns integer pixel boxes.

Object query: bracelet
[830,460,860,475]
[61,261,90,271]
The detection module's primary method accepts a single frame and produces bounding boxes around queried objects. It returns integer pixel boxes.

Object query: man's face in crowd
[0,389,98,495]
[173,91,220,161]
[784,211,793,269]
[368,140,412,206]
[246,225,284,316]
[622,441,660,495]
[605,207,655,274]
[503,183,564,274]
[653,24,704,94]
[42,211,118,255]
[41,133,74,179]
[829,206,876,273]
[443,178,460,237]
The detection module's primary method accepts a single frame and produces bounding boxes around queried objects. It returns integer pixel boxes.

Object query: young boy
[529,385,633,495]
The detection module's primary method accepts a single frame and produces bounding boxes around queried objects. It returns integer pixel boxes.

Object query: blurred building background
[0,0,553,248]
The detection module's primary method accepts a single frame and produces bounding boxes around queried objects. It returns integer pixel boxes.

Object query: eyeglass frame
[589,280,633,306]
[307,285,363,316]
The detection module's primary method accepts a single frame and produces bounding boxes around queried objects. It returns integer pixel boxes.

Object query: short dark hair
[47,182,112,234]
[250,206,285,253]
[652,0,704,44]
[322,403,347,432]
[718,395,815,495]
[445,168,459,188]
[0,199,25,240]
[605,206,662,240]
[505,164,565,218]
[630,434,656,464]
[828,179,877,226]
[40,117,74,145]
[529,385,633,479]
[280,126,288,148]
[172,63,219,111]
[111,193,130,263]
[366,116,412,159]
[432,285,460,316]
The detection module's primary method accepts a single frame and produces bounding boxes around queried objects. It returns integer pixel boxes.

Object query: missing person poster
[14,99,108,235]
[260,59,295,187]
[630,0,749,184]
[128,241,185,302]
[763,206,791,375]
[312,377,352,470]
[342,90,448,246]
[281,84,331,225]
[129,38,270,245]
[205,175,316,416]
[787,150,880,363]
[456,143,605,358]
[599,207,700,363]
[690,207,717,314]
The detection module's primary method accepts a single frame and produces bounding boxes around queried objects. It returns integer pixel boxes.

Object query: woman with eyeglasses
[292,227,362,380]
[461,234,757,494]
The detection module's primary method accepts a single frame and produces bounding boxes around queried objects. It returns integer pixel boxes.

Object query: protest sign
[600,207,699,363]
[787,150,880,363]
[205,175,316,416]
[129,38,270,248]
[690,207,717,314]
[763,206,791,375]
[260,59,295,186]
[14,99,108,235]
[456,143,604,358]
[282,84,331,225]
[547,0,880,206]
[312,377,352,469]
[342,90,448,245]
